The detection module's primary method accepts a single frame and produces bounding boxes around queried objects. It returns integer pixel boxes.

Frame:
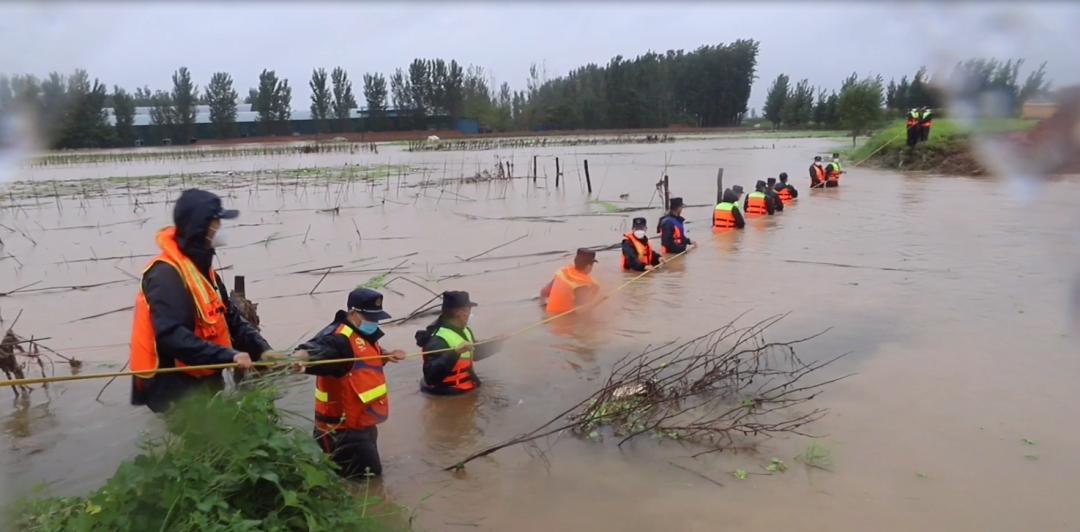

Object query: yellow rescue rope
[0,249,690,388]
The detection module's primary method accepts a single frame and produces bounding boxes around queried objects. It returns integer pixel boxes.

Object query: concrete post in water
[716,167,724,204]
[555,157,561,188]
[533,155,538,184]
[663,174,670,211]
[584,160,592,194]
[234,275,246,297]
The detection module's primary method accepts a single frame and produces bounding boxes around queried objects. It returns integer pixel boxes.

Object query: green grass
[12,386,401,531]
[847,118,1037,165]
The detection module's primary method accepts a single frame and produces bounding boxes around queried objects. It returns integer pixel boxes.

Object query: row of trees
[761,57,1054,136]
[763,73,885,140]
[0,40,761,149]
[521,41,760,130]
[2,52,1053,150]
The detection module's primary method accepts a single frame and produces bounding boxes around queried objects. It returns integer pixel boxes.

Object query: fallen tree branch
[445,315,848,471]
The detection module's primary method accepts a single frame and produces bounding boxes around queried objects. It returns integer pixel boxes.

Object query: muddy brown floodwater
[1,134,1078,531]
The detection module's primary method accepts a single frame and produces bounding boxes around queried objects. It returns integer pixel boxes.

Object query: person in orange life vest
[295,288,406,478]
[713,188,745,230]
[417,291,498,395]
[541,248,601,314]
[774,172,798,203]
[129,189,270,413]
[809,156,827,188]
[744,180,775,216]
[657,197,695,255]
[621,217,661,272]
[765,177,784,212]
[824,152,843,187]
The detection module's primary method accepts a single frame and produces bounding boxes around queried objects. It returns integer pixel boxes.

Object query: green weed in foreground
[796,441,834,471]
[12,387,400,531]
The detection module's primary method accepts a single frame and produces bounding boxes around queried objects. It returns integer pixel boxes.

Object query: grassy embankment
[848,118,1037,174]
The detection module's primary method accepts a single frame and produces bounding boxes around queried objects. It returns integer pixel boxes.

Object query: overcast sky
[1,2,1078,112]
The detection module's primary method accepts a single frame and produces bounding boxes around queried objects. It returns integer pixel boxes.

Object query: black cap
[347,288,391,321]
[767,177,777,185]
[174,188,239,223]
[756,179,767,190]
[441,290,478,312]
[669,197,685,210]
[574,248,598,269]
[631,217,647,229]
[732,185,744,195]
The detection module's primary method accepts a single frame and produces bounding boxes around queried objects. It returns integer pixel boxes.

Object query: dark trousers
[906,127,920,147]
[314,426,382,478]
[134,372,225,413]
[920,125,931,142]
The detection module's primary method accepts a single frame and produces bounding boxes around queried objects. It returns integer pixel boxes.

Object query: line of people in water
[129,155,843,480]
[541,154,838,321]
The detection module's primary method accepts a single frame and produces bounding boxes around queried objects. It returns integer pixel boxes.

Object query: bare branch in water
[445,315,849,471]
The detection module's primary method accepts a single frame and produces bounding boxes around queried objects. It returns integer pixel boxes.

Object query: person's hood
[173,189,236,274]
[721,189,739,203]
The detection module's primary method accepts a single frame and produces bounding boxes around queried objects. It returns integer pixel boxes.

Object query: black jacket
[132,198,270,412]
[416,318,491,395]
[658,214,691,254]
[621,235,660,271]
[300,310,384,379]
[764,188,784,212]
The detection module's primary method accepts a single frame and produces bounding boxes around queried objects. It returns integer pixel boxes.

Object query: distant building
[104,104,470,146]
[1021,100,1057,120]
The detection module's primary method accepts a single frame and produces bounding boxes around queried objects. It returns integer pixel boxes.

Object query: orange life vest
[621,232,655,270]
[745,191,769,216]
[777,187,794,203]
[713,202,738,230]
[826,164,842,182]
[433,326,477,393]
[906,117,920,128]
[314,323,388,432]
[658,215,687,254]
[130,226,232,379]
[546,265,599,314]
[811,164,825,184]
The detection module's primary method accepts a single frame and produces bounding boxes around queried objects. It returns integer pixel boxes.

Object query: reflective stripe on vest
[746,192,768,215]
[358,383,388,404]
[315,388,329,402]
[778,187,793,202]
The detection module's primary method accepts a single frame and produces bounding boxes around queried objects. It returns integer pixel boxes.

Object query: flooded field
[1,135,1078,531]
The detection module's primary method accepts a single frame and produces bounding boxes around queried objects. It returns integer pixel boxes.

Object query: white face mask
[210,229,226,247]
[633,230,647,239]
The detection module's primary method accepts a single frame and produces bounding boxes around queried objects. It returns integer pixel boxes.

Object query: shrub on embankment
[11,386,400,531]
[849,118,1037,175]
